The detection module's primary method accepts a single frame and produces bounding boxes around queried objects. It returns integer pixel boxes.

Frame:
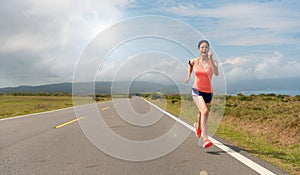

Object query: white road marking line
[0,106,75,121]
[144,99,276,175]
[0,100,113,122]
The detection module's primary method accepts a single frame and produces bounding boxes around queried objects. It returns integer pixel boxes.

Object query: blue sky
[0,0,299,88]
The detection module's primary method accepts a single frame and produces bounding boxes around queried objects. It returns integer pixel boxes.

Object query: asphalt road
[0,97,287,175]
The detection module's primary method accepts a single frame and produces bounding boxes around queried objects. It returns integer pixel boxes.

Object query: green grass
[217,124,300,175]
[0,96,72,119]
[148,93,300,175]
[0,95,111,119]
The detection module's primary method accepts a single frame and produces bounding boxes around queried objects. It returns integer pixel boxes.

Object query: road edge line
[0,106,75,122]
[0,100,112,122]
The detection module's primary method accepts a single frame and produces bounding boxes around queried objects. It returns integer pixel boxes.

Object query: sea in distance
[230,89,300,97]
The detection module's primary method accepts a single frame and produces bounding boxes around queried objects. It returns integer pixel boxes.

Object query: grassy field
[0,95,72,119]
[148,93,300,175]
[0,95,111,119]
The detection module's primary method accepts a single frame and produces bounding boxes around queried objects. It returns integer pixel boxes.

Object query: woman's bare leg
[197,111,201,128]
[192,96,209,140]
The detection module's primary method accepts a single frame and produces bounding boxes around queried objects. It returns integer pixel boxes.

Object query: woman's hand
[208,52,219,76]
[208,52,213,60]
[185,77,190,84]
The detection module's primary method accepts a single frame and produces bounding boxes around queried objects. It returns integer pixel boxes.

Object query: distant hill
[1,78,299,95]
[0,83,72,94]
[0,81,188,95]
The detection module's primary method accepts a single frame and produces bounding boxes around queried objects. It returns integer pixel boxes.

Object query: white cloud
[223,57,248,66]
[0,1,112,53]
[224,51,300,82]
[0,0,136,87]
[1,0,299,89]
[97,52,186,83]
[0,33,53,53]
[163,1,300,46]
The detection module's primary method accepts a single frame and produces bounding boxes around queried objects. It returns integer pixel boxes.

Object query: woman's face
[199,42,209,55]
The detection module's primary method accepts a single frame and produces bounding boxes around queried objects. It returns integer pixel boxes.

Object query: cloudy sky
[1,0,300,88]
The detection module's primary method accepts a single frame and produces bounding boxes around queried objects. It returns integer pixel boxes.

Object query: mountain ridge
[1,78,299,95]
[0,81,185,94]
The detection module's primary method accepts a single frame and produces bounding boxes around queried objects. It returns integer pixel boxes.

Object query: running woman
[185,40,219,148]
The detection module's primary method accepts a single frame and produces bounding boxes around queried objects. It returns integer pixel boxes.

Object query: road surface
[0,97,287,175]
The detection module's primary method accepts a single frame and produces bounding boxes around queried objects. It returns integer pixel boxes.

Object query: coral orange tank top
[193,59,213,93]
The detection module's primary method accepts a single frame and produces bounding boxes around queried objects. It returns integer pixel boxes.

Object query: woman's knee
[201,108,208,116]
